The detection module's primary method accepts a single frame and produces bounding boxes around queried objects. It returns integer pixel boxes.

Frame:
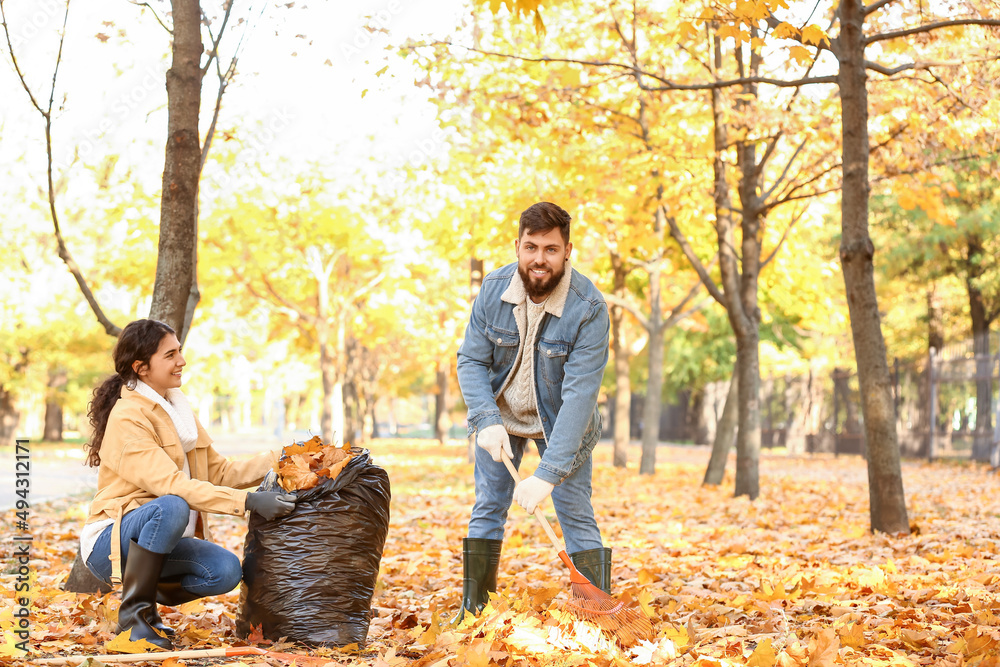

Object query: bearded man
[454,201,611,621]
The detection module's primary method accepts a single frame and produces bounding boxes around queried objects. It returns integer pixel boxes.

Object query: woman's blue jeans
[85,495,242,599]
[468,435,603,554]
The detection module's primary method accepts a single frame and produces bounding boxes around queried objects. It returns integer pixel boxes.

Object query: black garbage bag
[236,448,390,646]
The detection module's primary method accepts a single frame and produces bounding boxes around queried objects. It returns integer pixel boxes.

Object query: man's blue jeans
[468,435,603,554]
[85,495,242,599]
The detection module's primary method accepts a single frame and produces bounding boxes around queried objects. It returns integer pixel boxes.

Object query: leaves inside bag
[274,435,355,492]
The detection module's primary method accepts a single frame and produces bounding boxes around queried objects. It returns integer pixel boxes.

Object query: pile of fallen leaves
[7,441,1000,666]
[274,435,355,492]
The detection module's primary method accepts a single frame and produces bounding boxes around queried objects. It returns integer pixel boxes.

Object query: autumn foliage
[274,435,356,492]
[8,440,1000,666]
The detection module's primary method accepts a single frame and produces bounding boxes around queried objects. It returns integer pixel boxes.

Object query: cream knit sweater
[497,298,546,438]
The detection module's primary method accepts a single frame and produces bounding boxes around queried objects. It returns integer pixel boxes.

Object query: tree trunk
[435,358,448,443]
[44,368,67,441]
[43,401,62,442]
[610,253,630,467]
[966,235,993,451]
[319,341,339,445]
[927,283,945,353]
[688,387,709,445]
[729,40,763,500]
[837,0,909,533]
[704,372,739,485]
[367,398,378,439]
[0,348,27,448]
[148,0,203,339]
[639,208,665,475]
[733,326,761,498]
[0,385,20,448]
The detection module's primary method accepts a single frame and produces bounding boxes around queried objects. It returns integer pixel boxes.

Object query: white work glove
[513,475,555,514]
[476,424,513,462]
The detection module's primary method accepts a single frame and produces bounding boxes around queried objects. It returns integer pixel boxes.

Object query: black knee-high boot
[452,538,502,624]
[146,575,202,636]
[116,540,172,651]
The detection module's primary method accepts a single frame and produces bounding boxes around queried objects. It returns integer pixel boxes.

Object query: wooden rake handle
[33,648,257,665]
[500,450,590,584]
[33,647,323,666]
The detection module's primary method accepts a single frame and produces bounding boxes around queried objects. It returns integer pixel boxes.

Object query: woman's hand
[246,491,298,520]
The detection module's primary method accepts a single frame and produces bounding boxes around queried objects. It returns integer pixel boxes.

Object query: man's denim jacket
[457,261,610,486]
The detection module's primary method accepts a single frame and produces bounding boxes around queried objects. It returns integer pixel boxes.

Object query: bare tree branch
[128,1,172,33]
[864,0,899,16]
[663,209,727,307]
[432,41,839,91]
[604,294,651,331]
[2,0,121,336]
[258,267,314,324]
[664,255,717,328]
[201,2,268,170]
[870,149,1000,184]
[202,1,237,76]
[866,53,1000,78]
[643,73,839,91]
[866,19,1000,45]
[761,138,806,202]
[0,0,46,114]
[760,206,807,270]
[664,296,710,329]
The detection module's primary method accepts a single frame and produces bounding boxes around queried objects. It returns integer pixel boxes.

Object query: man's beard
[518,262,565,300]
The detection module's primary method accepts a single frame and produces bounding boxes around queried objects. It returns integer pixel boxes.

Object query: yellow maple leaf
[839,621,865,649]
[801,24,829,46]
[105,628,169,653]
[678,21,700,41]
[718,23,742,41]
[772,22,799,40]
[0,631,27,658]
[662,624,689,648]
[788,45,812,66]
[457,642,491,667]
[748,637,777,667]
[637,587,656,619]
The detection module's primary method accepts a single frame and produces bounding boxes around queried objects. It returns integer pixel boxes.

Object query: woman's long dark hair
[85,319,175,467]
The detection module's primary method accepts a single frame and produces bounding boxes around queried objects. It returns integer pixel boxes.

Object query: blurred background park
[2,0,998,494]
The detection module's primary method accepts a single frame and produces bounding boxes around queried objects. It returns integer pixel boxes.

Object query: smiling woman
[134,333,186,397]
[76,319,297,653]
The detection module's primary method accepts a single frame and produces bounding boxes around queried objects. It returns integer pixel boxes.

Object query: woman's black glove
[246,492,298,520]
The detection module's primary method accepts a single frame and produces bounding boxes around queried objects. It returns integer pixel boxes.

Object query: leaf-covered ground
[4,440,1000,666]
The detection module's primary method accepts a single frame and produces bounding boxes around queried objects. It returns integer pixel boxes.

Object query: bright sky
[0,0,471,192]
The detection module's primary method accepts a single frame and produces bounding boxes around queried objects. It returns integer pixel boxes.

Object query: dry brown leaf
[16,441,1000,667]
[275,437,355,491]
[283,435,325,457]
[807,628,840,667]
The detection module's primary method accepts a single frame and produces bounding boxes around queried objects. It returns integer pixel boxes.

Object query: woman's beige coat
[86,386,276,583]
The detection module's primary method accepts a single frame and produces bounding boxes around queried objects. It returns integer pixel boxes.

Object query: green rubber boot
[570,547,613,594]
[452,538,502,624]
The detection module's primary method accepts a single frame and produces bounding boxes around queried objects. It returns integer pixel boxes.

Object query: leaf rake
[501,451,653,647]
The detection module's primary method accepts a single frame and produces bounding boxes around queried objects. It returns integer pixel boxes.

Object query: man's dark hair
[518,202,571,244]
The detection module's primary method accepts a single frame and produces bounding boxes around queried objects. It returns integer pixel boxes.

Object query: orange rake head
[557,551,654,647]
